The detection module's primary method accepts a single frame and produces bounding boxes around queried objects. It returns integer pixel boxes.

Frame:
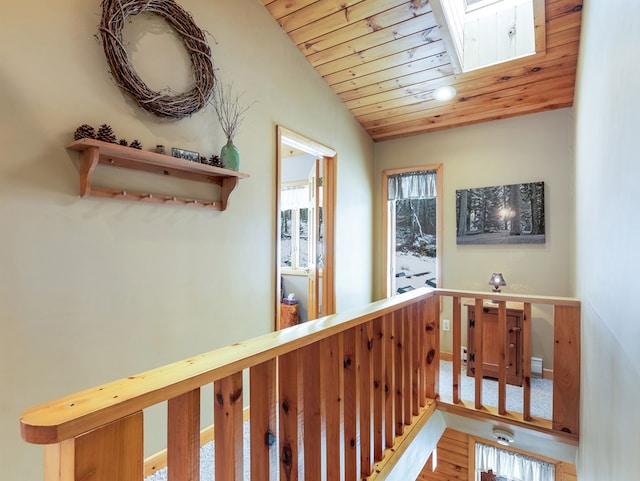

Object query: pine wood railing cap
[435,288,581,307]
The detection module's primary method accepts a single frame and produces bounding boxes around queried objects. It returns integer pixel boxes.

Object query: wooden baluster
[474,298,484,409]
[452,296,462,404]
[321,334,344,481]
[343,328,360,481]
[425,296,440,399]
[360,321,374,476]
[250,359,277,481]
[418,299,427,407]
[44,412,143,481]
[411,303,421,415]
[168,390,200,481]
[302,342,323,479]
[372,317,386,462]
[403,307,413,426]
[553,305,581,435]
[394,309,404,436]
[498,301,508,415]
[383,313,395,449]
[214,372,243,481]
[279,350,301,481]
[522,303,533,421]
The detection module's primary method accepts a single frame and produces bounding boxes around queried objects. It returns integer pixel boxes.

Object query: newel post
[553,305,581,435]
[43,412,143,481]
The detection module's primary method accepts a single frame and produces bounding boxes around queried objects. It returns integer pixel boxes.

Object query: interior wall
[0,1,374,479]
[374,109,575,364]
[573,0,640,479]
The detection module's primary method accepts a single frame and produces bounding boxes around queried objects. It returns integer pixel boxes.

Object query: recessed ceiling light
[433,85,457,101]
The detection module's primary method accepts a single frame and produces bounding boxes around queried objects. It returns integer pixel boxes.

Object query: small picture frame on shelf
[171,147,200,162]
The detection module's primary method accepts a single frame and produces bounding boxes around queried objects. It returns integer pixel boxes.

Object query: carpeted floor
[145,361,553,481]
[438,360,553,419]
[145,422,252,481]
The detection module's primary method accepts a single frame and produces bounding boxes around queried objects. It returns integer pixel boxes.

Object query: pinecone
[73,124,96,140]
[209,154,223,168]
[199,156,208,164]
[96,124,117,143]
[119,139,128,146]
[129,139,142,150]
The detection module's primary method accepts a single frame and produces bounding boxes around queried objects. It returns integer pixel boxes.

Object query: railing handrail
[435,288,581,307]
[20,287,433,445]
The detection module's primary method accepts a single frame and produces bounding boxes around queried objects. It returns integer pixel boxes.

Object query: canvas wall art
[456,181,545,245]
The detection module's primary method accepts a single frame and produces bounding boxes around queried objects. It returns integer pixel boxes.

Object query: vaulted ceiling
[260,0,583,142]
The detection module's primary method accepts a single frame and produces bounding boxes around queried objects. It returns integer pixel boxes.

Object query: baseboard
[441,351,553,380]
[440,351,453,362]
[144,408,250,477]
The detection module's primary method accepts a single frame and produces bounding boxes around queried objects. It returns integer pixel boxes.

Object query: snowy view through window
[394,198,437,294]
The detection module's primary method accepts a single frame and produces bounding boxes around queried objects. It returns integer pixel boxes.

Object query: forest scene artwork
[456,181,545,244]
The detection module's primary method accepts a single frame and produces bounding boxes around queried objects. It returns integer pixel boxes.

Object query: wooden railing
[21,289,440,481]
[20,288,580,481]
[435,289,581,440]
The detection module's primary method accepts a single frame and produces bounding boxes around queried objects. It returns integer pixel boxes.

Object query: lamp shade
[488,273,507,288]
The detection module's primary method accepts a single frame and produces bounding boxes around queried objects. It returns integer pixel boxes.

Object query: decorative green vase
[220,138,239,171]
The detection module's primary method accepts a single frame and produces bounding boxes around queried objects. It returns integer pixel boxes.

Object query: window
[383,165,442,297]
[280,183,309,271]
[475,442,555,481]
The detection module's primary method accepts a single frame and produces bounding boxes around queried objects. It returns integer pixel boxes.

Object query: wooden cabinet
[66,139,249,211]
[466,301,524,386]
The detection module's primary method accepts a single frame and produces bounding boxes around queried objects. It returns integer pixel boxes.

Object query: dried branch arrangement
[212,81,254,141]
[99,0,215,119]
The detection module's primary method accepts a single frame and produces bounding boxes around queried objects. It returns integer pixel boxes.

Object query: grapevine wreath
[99,0,215,119]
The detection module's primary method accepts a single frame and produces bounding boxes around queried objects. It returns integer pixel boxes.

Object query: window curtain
[281,185,308,211]
[387,170,437,200]
[475,443,555,481]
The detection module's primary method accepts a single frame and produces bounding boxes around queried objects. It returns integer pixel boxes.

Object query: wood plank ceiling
[260,0,583,142]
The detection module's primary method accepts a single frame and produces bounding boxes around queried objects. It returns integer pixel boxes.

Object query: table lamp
[488,273,506,293]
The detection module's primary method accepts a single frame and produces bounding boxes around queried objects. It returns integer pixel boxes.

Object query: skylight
[437,0,539,73]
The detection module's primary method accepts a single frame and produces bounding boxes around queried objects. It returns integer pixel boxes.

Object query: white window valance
[475,443,555,481]
[281,185,309,211]
[387,170,437,200]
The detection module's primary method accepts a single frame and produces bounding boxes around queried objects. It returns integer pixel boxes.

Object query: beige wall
[574,0,640,479]
[0,1,373,479]
[374,109,575,362]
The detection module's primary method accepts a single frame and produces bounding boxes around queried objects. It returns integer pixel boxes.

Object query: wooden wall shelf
[66,139,249,211]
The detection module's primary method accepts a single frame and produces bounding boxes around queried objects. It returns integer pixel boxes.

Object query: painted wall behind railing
[374,109,575,366]
[0,1,374,479]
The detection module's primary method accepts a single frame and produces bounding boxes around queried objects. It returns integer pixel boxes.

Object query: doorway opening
[276,127,336,329]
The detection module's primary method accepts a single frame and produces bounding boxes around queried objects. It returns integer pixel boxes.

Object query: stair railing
[21,288,439,481]
[435,289,580,440]
[20,287,580,481]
